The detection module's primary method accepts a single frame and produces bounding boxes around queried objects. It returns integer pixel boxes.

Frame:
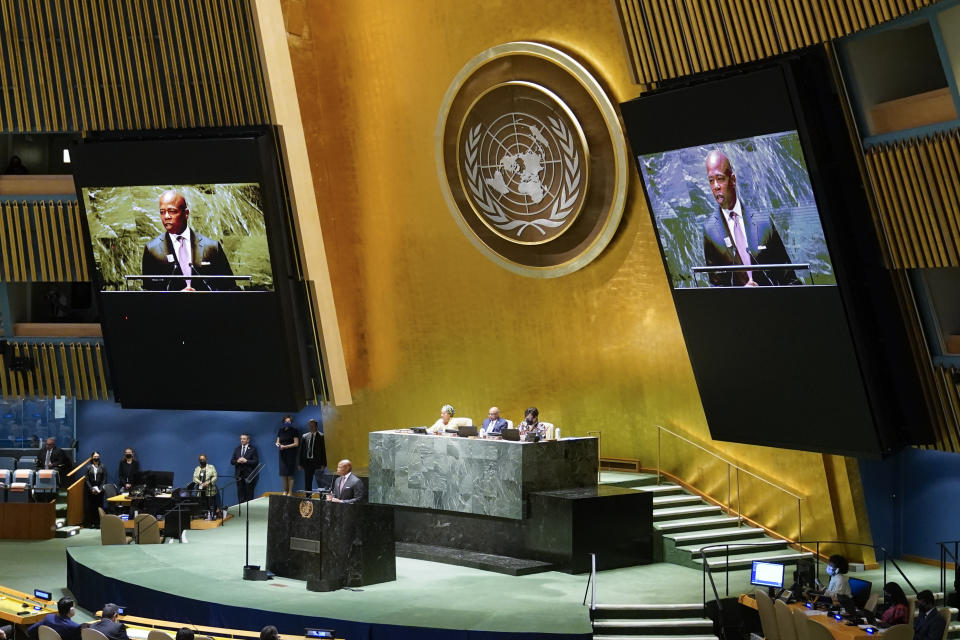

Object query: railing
[656,425,804,540]
[583,552,597,608]
[700,539,920,606]
[937,540,959,599]
[65,455,91,527]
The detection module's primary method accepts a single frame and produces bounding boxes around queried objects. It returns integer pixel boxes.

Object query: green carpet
[0,496,948,634]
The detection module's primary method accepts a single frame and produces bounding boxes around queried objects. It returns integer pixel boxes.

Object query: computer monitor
[848,577,872,609]
[750,560,785,589]
[149,471,174,490]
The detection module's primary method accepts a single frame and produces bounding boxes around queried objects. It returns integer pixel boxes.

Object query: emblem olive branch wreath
[463,116,581,237]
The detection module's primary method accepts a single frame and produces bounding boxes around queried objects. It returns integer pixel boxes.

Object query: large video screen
[83,183,272,291]
[638,130,835,289]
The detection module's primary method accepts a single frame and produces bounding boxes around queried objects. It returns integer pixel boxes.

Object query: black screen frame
[621,48,932,457]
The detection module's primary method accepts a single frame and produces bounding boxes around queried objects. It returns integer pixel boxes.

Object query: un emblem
[460,83,587,244]
[438,42,627,277]
[299,500,314,519]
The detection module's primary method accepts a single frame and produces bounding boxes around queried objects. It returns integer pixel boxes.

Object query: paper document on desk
[805,610,828,616]
[126,630,152,640]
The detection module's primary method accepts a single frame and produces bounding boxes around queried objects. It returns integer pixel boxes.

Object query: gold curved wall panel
[615,0,936,86]
[0,201,89,281]
[282,0,875,558]
[0,341,108,400]
[0,0,268,131]
[866,134,960,269]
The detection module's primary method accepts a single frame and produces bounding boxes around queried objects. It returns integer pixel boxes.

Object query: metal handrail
[937,540,959,597]
[583,553,597,607]
[657,425,804,539]
[698,539,920,605]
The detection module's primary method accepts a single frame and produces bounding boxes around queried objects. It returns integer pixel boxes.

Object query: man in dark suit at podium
[327,459,365,504]
[230,433,259,504]
[298,419,327,492]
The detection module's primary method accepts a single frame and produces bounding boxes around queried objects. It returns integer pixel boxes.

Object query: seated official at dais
[428,404,456,434]
[878,582,909,627]
[481,406,508,437]
[820,554,851,598]
[518,407,547,441]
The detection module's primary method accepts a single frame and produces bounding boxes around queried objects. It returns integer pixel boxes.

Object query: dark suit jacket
[140,229,237,291]
[230,444,259,479]
[702,204,801,287]
[298,431,327,468]
[36,446,72,476]
[89,619,129,640]
[332,473,365,504]
[84,464,107,492]
[914,608,946,640]
[28,613,81,640]
[481,417,508,435]
[117,459,139,489]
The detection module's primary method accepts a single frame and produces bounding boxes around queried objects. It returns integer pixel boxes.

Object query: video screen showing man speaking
[82,183,273,291]
[637,130,835,289]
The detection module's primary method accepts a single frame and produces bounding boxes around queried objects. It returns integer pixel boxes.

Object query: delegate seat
[754,589,780,640]
[134,513,162,544]
[0,456,15,470]
[540,421,556,439]
[33,470,58,499]
[8,468,35,503]
[791,606,812,640]
[81,628,109,640]
[17,456,37,469]
[882,624,915,640]
[99,514,130,545]
[774,600,798,640]
[0,468,11,501]
[38,626,64,640]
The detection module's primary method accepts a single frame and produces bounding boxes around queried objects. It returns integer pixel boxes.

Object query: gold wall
[281,0,873,556]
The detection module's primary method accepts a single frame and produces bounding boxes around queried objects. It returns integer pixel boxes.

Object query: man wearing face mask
[27,597,81,640]
[821,554,851,598]
[193,454,218,519]
[913,590,946,640]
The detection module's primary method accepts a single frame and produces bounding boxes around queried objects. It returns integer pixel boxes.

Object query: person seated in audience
[84,452,107,528]
[518,407,546,441]
[821,554,851,599]
[480,406,507,437]
[878,582,909,626]
[175,628,194,640]
[260,626,279,640]
[914,590,946,640]
[117,447,139,493]
[89,603,129,640]
[36,437,73,487]
[0,624,13,640]
[27,597,81,640]
[427,404,456,435]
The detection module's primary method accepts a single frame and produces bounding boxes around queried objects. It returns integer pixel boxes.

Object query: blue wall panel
[860,448,960,560]
[76,400,326,503]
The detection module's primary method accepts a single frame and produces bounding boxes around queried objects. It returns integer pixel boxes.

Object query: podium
[265,494,395,591]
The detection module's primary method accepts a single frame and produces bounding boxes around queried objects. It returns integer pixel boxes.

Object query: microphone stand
[242,463,268,581]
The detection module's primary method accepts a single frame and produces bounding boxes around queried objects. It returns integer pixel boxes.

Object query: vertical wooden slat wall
[0,0,269,132]
[0,201,90,281]
[613,0,936,86]
[0,341,108,400]
[0,0,279,400]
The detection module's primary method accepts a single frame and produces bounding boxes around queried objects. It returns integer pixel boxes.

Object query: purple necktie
[177,236,192,288]
[730,212,752,284]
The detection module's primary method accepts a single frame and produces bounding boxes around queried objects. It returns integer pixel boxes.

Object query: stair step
[666,527,767,543]
[655,515,741,533]
[394,542,553,576]
[592,619,714,635]
[654,505,722,521]
[634,484,686,496]
[679,538,787,558]
[55,525,80,538]
[652,495,703,507]
[592,603,705,619]
[601,472,660,488]
[696,550,813,569]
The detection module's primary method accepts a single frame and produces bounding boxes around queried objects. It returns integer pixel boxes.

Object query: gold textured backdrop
[280,0,873,556]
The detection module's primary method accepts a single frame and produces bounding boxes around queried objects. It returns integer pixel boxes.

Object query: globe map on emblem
[459,82,589,245]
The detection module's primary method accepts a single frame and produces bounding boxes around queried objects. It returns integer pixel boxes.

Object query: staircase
[54,489,80,537]
[590,603,716,640]
[603,473,812,572]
